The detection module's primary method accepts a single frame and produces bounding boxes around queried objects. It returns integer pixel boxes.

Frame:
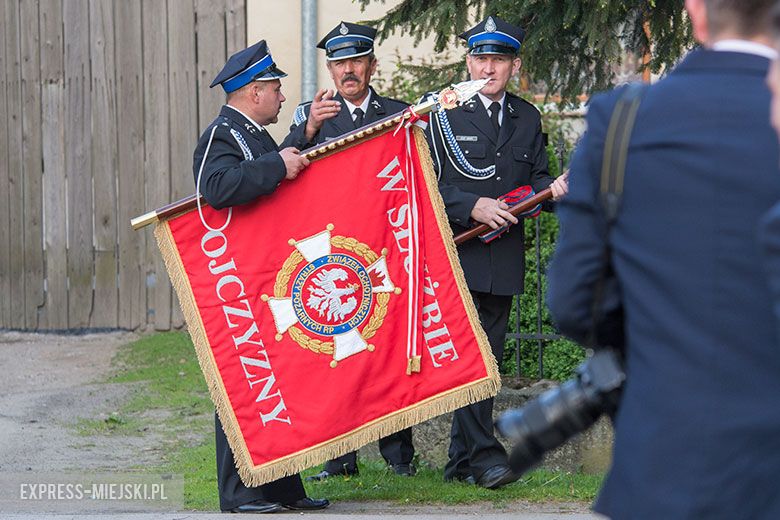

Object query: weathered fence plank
[168,0,198,329]
[20,0,44,329]
[0,1,11,328]
[142,0,171,330]
[226,0,245,55]
[90,0,119,328]
[39,0,67,330]
[115,0,145,329]
[63,0,94,328]
[3,0,247,331]
[6,0,26,329]
[195,0,227,131]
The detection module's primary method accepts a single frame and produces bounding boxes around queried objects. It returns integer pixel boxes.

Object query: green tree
[360,0,693,103]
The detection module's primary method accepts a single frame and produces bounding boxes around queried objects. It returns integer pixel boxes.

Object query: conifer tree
[359,0,693,103]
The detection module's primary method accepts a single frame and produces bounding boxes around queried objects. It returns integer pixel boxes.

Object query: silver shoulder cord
[433,110,496,180]
[195,125,233,233]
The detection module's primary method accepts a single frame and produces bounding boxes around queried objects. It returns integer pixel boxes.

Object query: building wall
[248,0,443,142]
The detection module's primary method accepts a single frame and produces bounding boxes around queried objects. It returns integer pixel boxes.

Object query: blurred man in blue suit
[760,3,780,361]
[547,0,780,518]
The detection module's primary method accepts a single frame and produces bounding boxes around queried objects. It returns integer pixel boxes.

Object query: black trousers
[215,414,306,511]
[443,291,512,481]
[323,428,414,474]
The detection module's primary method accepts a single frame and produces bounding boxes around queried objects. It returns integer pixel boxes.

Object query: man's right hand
[279,147,310,180]
[470,197,519,230]
[304,89,341,141]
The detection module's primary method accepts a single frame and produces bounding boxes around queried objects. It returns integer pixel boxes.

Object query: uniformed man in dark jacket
[193,40,328,514]
[281,22,408,150]
[427,16,568,489]
[282,22,416,481]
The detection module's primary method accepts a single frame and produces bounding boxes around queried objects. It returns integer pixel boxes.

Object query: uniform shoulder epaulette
[292,101,312,127]
[507,92,540,113]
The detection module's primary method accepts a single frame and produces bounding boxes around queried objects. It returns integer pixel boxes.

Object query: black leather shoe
[475,464,520,490]
[391,463,416,476]
[229,501,283,513]
[305,469,357,481]
[282,497,330,510]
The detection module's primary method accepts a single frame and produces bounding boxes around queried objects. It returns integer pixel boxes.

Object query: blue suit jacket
[547,49,780,519]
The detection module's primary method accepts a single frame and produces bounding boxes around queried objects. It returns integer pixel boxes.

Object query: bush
[501,144,586,381]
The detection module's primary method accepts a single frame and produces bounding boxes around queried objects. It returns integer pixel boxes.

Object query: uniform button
[464,150,469,155]
[496,177,502,181]
[496,152,501,157]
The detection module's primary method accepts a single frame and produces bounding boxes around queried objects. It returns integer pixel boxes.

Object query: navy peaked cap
[210,40,287,93]
[459,15,525,55]
[317,21,376,61]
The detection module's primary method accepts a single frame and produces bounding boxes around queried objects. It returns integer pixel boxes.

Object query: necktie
[353,107,364,128]
[489,101,501,136]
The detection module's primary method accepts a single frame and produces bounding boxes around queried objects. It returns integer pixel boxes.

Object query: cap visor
[255,65,288,80]
[327,47,373,61]
[469,44,518,55]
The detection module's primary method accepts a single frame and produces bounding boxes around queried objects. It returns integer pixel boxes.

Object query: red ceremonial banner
[154,126,499,485]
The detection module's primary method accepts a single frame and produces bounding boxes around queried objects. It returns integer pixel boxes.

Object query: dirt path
[0,330,156,473]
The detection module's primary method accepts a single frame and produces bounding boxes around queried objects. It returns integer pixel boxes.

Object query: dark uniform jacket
[193,105,286,209]
[427,92,554,295]
[548,49,780,520]
[281,87,407,150]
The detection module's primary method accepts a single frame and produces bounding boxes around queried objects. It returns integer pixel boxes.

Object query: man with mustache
[194,40,328,514]
[282,22,416,481]
[425,15,568,489]
[282,22,408,148]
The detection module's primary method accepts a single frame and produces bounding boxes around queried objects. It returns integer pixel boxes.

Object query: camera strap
[599,83,647,223]
[586,83,648,348]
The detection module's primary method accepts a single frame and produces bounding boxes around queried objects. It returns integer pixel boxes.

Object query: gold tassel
[406,355,422,375]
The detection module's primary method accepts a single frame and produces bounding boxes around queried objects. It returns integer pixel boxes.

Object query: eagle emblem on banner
[263,225,399,367]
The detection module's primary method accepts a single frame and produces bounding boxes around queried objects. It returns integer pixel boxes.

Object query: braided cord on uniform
[435,109,495,179]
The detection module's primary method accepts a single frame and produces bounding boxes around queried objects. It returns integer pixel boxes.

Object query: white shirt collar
[477,92,506,125]
[343,90,372,117]
[225,104,265,132]
[711,39,778,60]
[477,92,506,112]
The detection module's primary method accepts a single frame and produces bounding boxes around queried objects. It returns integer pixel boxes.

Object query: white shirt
[225,104,265,132]
[477,92,506,126]
[343,91,372,122]
[711,39,778,60]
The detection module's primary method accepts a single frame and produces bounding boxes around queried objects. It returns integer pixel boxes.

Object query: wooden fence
[0,0,246,331]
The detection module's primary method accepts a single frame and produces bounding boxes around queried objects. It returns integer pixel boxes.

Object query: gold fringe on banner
[153,126,500,487]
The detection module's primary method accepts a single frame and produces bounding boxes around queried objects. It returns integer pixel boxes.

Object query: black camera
[495,348,625,476]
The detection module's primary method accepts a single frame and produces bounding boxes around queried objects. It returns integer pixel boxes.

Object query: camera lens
[495,349,624,475]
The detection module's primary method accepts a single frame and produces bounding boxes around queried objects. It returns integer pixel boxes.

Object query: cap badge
[339,23,349,35]
[485,16,497,33]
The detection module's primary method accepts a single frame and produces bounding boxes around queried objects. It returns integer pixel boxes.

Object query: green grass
[83,331,602,510]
